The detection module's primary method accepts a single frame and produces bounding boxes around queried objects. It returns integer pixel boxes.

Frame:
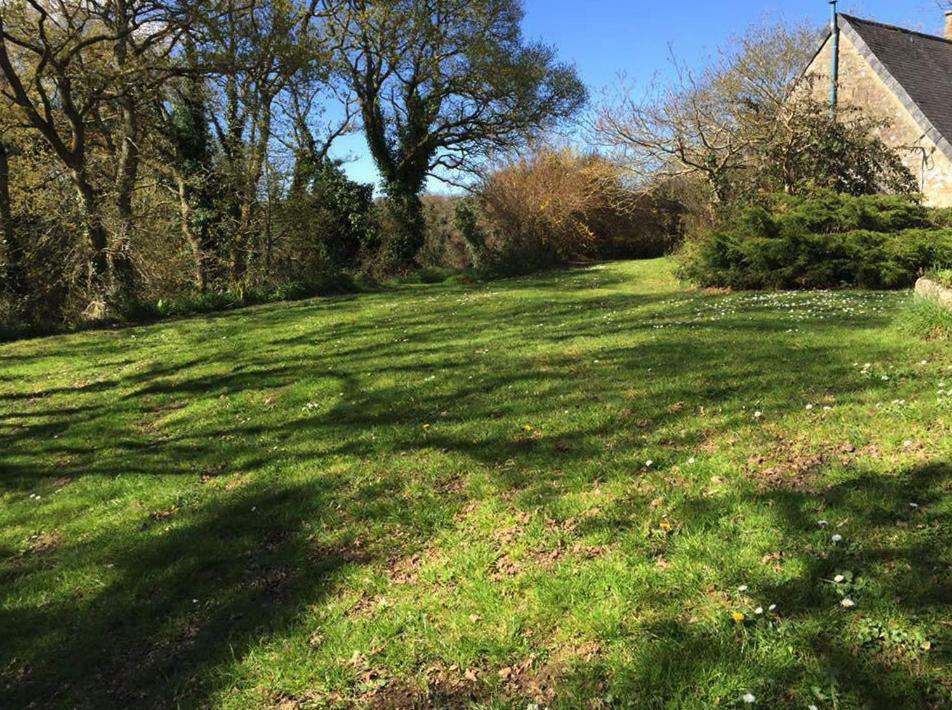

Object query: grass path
[1,259,949,708]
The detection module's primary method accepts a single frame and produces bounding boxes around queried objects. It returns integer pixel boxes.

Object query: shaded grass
[0,259,949,708]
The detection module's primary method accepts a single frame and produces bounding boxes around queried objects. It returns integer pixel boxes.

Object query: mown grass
[1,259,949,709]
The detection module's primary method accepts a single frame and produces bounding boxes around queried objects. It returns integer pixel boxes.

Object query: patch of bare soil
[747,437,885,492]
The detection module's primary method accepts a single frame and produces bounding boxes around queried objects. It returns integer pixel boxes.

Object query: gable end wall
[804,30,952,207]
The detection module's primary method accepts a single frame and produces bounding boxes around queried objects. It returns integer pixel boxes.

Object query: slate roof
[834,14,952,161]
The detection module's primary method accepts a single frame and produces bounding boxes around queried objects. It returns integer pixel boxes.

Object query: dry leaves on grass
[748,438,884,492]
[25,531,62,556]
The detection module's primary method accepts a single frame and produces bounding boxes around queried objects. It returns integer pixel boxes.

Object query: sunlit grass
[1,259,949,708]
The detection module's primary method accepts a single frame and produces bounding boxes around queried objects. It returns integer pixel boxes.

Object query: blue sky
[330,0,949,190]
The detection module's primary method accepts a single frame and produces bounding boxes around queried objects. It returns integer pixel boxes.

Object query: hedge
[678,192,952,290]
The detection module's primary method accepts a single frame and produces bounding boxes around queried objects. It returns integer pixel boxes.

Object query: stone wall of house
[805,30,952,207]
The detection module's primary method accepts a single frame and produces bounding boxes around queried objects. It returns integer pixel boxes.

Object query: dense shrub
[679,192,952,289]
[466,148,683,275]
[419,195,472,270]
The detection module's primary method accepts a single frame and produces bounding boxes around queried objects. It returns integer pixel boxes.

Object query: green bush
[679,192,952,289]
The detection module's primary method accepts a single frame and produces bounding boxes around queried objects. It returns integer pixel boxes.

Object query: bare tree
[592,22,819,206]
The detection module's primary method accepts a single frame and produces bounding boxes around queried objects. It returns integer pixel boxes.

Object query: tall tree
[323,0,585,267]
[163,51,220,291]
[202,0,327,285]
[0,0,178,313]
[0,134,24,303]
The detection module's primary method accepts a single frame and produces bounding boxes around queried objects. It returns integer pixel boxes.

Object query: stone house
[803,11,952,206]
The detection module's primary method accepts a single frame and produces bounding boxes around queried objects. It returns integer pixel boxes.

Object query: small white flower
[768,604,777,611]
[687,457,696,464]
[909,502,919,509]
[741,692,756,704]
[737,584,748,592]
[817,520,829,527]
[805,404,814,410]
[834,574,845,583]
[754,607,764,615]
[831,534,843,544]
[809,705,819,710]
[645,460,654,467]
[753,411,763,419]
[840,597,855,608]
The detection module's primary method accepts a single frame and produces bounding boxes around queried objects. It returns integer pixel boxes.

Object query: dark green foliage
[167,69,224,289]
[382,191,427,267]
[759,101,919,198]
[303,161,375,269]
[679,192,952,289]
[454,198,488,271]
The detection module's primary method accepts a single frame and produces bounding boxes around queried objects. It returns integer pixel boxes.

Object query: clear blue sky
[331,0,948,190]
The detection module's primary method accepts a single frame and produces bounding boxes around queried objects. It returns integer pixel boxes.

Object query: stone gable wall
[804,31,952,207]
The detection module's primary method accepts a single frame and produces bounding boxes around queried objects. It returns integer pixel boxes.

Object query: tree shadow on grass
[0,284,908,497]
[554,461,951,708]
[1,480,375,708]
[0,268,942,706]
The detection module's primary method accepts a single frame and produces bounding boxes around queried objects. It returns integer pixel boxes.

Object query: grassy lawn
[1,258,949,708]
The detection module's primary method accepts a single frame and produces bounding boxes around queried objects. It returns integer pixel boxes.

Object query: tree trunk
[231,102,272,286]
[113,95,140,301]
[71,169,111,312]
[231,201,254,285]
[176,174,206,291]
[0,140,27,303]
[385,187,426,267]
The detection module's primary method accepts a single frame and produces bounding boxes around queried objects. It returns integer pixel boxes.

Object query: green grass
[898,297,952,342]
[1,259,949,709]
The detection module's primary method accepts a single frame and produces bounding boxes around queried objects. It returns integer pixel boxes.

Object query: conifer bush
[679,192,952,290]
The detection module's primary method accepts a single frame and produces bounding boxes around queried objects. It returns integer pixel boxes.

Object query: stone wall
[805,30,952,207]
